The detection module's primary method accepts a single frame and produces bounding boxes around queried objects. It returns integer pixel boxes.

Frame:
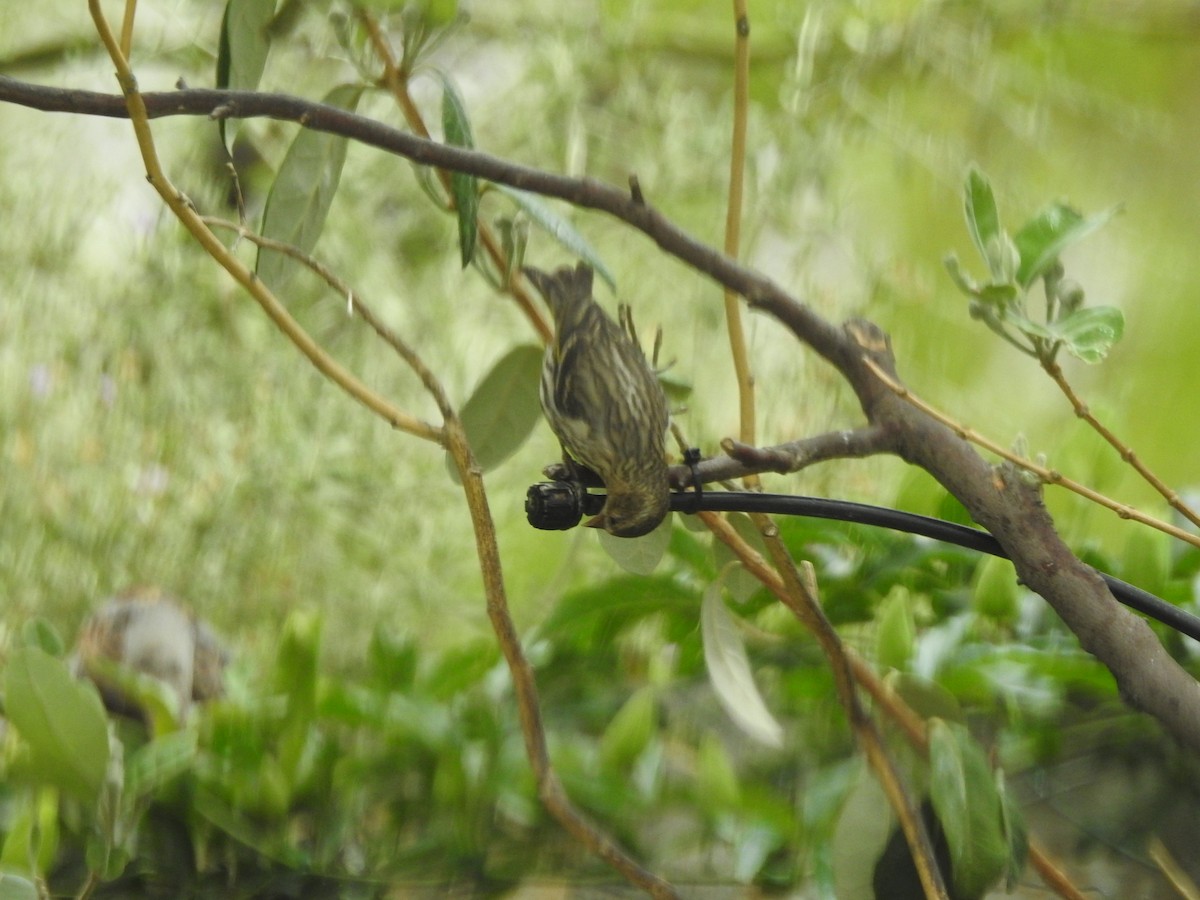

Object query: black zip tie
[680,447,704,514]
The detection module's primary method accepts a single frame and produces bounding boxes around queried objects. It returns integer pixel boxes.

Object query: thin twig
[723,0,758,481]
[1149,836,1200,900]
[865,356,1200,550]
[1042,359,1200,528]
[118,0,137,59]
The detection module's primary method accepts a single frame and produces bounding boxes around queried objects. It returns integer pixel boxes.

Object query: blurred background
[2,1,1200,894]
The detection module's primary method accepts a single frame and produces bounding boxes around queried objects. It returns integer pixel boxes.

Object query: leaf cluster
[945,167,1124,365]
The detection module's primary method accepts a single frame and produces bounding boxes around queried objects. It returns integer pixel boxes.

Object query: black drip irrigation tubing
[525,483,1200,644]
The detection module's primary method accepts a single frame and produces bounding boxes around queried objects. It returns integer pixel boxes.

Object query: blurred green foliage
[3,0,1200,895]
[1,512,1197,894]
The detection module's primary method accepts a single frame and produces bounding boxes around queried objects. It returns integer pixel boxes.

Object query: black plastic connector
[525,481,605,530]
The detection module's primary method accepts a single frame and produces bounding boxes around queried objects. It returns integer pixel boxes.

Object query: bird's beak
[583,514,606,530]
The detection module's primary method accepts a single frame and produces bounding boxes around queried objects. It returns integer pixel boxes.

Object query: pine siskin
[525,262,671,538]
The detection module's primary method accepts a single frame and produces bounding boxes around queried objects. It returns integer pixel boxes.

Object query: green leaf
[19,617,63,657]
[700,581,783,748]
[368,626,417,690]
[272,611,323,801]
[984,232,1021,285]
[831,761,891,900]
[943,253,980,297]
[216,0,276,147]
[976,281,1021,308]
[711,513,766,603]
[1013,202,1120,288]
[885,672,962,723]
[439,76,478,267]
[493,184,617,291]
[599,513,673,574]
[695,732,742,810]
[1050,306,1125,363]
[1001,305,1056,342]
[542,574,698,652]
[274,609,321,719]
[995,769,1028,889]
[0,873,40,900]
[599,686,657,770]
[493,215,529,282]
[449,344,543,480]
[91,737,128,880]
[5,647,110,805]
[659,369,693,404]
[423,0,459,25]
[0,787,59,877]
[875,586,914,670]
[421,639,499,700]
[85,658,184,736]
[125,730,198,803]
[963,167,1002,272]
[972,555,1019,626]
[928,720,1012,899]
[256,83,364,293]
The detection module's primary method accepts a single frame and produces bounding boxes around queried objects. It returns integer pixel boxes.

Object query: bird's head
[584,485,670,538]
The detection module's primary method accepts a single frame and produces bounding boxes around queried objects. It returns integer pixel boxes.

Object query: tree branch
[666,426,893,488]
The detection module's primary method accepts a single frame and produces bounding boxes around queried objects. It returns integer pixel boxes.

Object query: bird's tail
[523,263,594,321]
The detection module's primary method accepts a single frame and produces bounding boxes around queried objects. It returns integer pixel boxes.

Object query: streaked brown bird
[525,262,671,538]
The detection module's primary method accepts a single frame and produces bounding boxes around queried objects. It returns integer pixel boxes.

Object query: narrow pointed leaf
[493,184,616,291]
[0,787,59,877]
[20,617,63,657]
[964,167,1002,270]
[875,587,915,670]
[86,657,184,736]
[831,761,890,900]
[701,583,783,748]
[995,769,1029,888]
[440,77,478,267]
[696,732,742,810]
[216,0,276,147]
[256,84,364,293]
